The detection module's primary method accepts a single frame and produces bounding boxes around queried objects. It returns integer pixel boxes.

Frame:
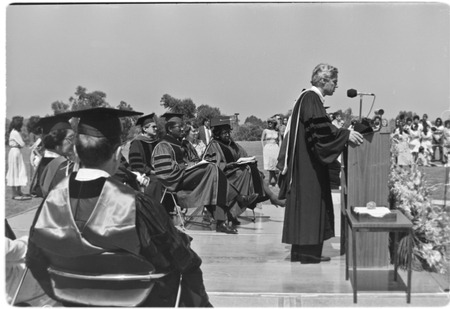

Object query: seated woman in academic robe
[182,123,207,161]
[33,113,77,197]
[203,117,285,225]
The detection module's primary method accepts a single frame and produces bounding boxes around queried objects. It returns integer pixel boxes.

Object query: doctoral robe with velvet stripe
[282,90,349,245]
[203,138,268,216]
[152,134,232,210]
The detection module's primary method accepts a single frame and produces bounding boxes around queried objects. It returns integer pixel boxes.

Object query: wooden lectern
[340,127,391,267]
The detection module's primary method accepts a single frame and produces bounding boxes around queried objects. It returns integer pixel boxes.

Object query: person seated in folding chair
[26,108,212,307]
[35,113,78,197]
[128,112,163,201]
[152,113,258,234]
[203,117,285,226]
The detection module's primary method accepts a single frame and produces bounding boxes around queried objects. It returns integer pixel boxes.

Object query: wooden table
[345,209,413,303]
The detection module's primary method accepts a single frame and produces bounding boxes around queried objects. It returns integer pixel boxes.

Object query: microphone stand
[359,94,363,121]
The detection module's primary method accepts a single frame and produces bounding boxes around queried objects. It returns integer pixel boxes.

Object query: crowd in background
[391,113,450,166]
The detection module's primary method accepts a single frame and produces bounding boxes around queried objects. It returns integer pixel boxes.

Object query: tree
[51,101,70,115]
[69,86,110,111]
[232,123,263,141]
[160,94,196,119]
[244,115,264,128]
[117,101,139,142]
[196,104,221,125]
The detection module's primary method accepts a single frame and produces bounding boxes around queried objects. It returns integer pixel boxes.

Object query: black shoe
[294,254,331,264]
[237,193,259,209]
[216,222,238,234]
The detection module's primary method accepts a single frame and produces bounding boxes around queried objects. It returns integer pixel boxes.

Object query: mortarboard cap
[70,108,143,144]
[136,113,156,127]
[35,112,75,135]
[210,116,232,128]
[161,112,184,124]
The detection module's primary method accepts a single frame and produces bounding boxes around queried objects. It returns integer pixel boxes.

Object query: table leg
[407,230,412,303]
[394,232,398,281]
[352,229,357,303]
[345,217,349,280]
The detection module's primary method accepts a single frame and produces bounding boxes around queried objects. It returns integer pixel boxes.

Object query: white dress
[408,129,421,153]
[6,129,28,187]
[262,129,280,171]
[420,131,433,155]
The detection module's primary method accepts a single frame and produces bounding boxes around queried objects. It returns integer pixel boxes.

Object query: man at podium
[281,63,364,264]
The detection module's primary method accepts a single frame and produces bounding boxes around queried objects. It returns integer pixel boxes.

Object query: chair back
[47,251,167,307]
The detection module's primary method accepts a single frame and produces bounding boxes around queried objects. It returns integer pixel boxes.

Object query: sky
[3,1,450,123]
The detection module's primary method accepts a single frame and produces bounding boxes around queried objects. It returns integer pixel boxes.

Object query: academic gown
[152,135,236,216]
[281,89,349,246]
[39,156,74,197]
[26,174,211,307]
[203,138,268,217]
[129,136,163,199]
[30,157,55,197]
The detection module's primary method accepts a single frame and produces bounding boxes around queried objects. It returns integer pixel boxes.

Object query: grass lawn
[4,141,449,218]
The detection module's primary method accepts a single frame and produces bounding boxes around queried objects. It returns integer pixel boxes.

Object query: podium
[341,127,391,267]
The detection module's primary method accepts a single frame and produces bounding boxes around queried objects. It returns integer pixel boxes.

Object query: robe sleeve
[152,142,185,191]
[203,141,227,170]
[135,193,201,274]
[128,140,152,175]
[301,92,350,165]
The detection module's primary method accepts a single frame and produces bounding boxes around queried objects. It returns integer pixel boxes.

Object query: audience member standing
[407,123,421,162]
[442,120,450,164]
[6,116,31,200]
[198,118,212,146]
[261,118,280,186]
[420,122,433,162]
[279,116,288,141]
[431,117,444,162]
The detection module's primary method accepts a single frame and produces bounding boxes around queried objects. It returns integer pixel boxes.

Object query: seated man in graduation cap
[31,112,76,197]
[26,108,212,307]
[204,117,285,225]
[152,112,258,234]
[128,112,163,200]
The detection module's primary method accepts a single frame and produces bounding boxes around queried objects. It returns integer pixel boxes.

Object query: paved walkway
[7,193,450,307]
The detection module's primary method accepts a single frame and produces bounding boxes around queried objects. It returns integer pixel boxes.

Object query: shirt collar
[310,86,325,104]
[44,150,60,158]
[75,168,110,181]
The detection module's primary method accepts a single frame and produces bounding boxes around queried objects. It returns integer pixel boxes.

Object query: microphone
[347,89,375,98]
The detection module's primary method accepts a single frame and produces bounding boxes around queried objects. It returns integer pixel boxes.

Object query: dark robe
[26,173,211,307]
[203,138,267,216]
[182,139,201,163]
[30,157,55,197]
[113,154,141,191]
[152,134,238,221]
[128,135,163,199]
[39,156,74,197]
[281,88,349,247]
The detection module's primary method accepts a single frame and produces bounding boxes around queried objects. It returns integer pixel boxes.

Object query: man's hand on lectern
[348,130,364,146]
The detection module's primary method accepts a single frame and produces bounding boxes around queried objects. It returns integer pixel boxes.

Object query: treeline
[8,85,415,145]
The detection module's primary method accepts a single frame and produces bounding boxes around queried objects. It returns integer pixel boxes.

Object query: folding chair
[161,187,186,230]
[45,251,180,307]
[160,187,213,230]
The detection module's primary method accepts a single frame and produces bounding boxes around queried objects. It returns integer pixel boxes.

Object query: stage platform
[7,192,450,307]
